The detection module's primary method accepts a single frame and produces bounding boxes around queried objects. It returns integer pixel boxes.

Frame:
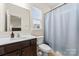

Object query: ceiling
[30,3,61,13]
[12,3,62,13]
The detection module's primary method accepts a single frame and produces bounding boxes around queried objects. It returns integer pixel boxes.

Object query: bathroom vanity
[0,37,37,56]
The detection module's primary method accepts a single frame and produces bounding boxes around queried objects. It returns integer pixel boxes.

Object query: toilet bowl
[39,44,52,53]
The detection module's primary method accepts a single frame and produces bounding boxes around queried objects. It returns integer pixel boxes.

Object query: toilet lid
[39,44,52,53]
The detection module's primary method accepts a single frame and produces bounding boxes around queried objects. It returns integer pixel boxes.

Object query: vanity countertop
[0,35,36,46]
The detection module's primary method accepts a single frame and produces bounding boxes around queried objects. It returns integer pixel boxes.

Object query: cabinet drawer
[0,47,5,55]
[5,42,20,53]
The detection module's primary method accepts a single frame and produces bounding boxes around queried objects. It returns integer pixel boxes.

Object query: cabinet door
[30,39,37,56]
[22,47,33,56]
[4,51,19,56]
[30,45,37,56]
[0,47,5,55]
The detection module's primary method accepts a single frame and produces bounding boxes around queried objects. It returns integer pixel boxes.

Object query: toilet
[37,36,52,56]
[38,44,52,56]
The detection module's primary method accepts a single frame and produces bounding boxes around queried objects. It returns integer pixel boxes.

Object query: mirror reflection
[10,15,21,31]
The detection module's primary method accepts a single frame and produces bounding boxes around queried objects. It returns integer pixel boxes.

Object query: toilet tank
[37,36,44,45]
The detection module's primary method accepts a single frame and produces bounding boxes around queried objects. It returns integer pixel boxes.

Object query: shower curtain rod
[44,3,66,15]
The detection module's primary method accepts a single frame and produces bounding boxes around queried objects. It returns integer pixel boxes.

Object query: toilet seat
[39,44,52,53]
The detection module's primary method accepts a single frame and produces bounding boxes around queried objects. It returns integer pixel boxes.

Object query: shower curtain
[44,4,79,56]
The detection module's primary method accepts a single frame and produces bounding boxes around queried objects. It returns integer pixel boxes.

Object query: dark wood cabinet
[0,38,37,56]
